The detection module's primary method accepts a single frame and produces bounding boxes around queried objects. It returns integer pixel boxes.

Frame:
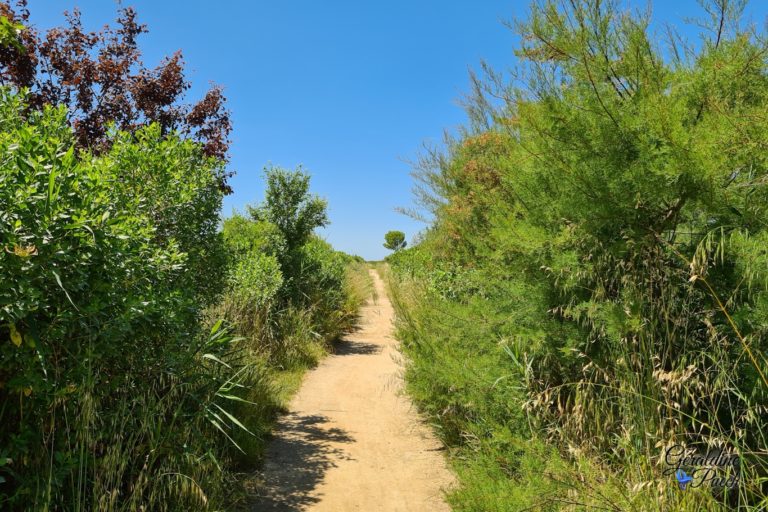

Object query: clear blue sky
[25,1,765,260]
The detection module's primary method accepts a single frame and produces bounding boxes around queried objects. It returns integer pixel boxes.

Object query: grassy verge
[384,261,741,511]
[381,264,570,511]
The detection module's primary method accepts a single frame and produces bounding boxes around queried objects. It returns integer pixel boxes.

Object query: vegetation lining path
[252,270,454,511]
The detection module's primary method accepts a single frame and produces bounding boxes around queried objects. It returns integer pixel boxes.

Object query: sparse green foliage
[248,166,328,254]
[383,230,407,251]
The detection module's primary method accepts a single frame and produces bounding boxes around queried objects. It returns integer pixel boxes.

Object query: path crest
[252,269,454,511]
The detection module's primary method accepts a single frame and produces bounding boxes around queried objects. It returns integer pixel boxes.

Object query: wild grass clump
[389,1,768,510]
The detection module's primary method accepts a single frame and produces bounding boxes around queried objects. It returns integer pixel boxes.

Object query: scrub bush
[218,168,366,369]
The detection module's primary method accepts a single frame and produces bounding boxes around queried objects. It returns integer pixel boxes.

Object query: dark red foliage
[0,0,232,191]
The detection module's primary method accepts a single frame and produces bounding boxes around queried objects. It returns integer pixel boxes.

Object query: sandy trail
[251,269,454,511]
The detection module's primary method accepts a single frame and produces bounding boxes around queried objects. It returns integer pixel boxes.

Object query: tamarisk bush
[389,0,768,509]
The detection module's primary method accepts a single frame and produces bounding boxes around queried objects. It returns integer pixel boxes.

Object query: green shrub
[248,166,328,303]
[218,168,362,369]
[98,124,228,305]
[0,89,245,511]
[228,251,283,309]
[222,212,286,259]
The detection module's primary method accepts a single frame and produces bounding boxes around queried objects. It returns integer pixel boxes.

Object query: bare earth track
[252,270,454,511]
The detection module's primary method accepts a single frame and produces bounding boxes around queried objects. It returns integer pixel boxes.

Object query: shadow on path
[332,338,382,356]
[250,414,355,511]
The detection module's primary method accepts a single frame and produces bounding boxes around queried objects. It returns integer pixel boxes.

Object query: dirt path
[251,269,454,511]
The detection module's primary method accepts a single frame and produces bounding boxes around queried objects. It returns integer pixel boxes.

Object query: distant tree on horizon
[383,230,407,252]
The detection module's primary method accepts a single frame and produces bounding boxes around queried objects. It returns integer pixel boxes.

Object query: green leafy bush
[0,89,246,510]
[222,213,285,258]
[98,124,228,304]
[228,252,283,309]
